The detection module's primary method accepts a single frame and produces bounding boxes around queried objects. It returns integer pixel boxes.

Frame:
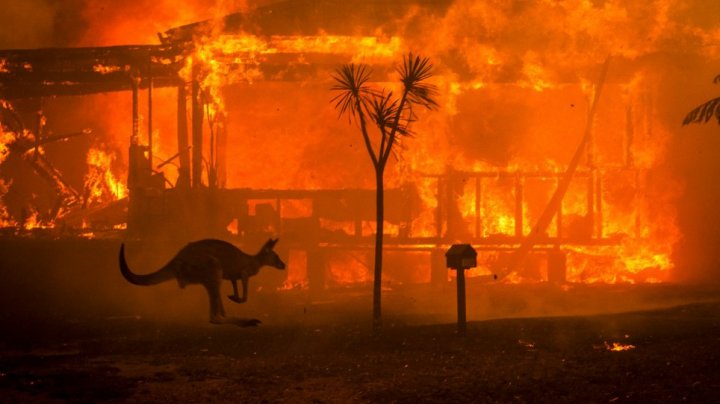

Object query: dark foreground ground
[1,299,719,403]
[1,239,717,402]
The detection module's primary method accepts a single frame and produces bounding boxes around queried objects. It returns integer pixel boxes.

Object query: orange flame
[605,341,636,352]
[84,147,128,206]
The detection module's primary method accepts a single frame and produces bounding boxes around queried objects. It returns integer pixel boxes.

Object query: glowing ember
[92,64,123,74]
[0,179,14,228]
[278,249,309,291]
[23,208,51,230]
[84,147,128,206]
[0,131,14,165]
[518,339,536,350]
[604,341,636,352]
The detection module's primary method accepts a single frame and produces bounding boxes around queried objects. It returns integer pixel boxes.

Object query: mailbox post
[445,244,477,335]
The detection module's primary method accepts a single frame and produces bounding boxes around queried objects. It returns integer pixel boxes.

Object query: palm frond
[368,91,412,137]
[397,53,439,110]
[682,96,720,125]
[330,64,375,119]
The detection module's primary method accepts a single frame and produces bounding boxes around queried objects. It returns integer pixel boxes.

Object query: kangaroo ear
[264,238,278,250]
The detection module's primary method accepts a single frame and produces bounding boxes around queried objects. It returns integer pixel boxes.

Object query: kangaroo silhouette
[119,238,285,326]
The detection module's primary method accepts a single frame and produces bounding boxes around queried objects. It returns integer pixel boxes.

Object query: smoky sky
[0,0,266,49]
[3,0,720,284]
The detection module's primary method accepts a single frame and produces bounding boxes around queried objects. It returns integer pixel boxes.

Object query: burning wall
[3,0,720,284]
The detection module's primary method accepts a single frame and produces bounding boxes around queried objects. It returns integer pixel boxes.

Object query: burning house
[1,0,715,293]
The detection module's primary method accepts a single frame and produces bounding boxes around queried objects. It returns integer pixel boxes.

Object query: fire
[84,147,128,206]
[278,249,309,291]
[92,64,123,74]
[328,251,372,287]
[0,179,15,228]
[604,341,636,352]
[22,208,51,230]
[179,33,402,129]
[0,131,14,165]
[3,0,710,288]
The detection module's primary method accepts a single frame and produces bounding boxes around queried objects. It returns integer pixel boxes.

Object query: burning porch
[1,1,720,401]
[0,0,715,293]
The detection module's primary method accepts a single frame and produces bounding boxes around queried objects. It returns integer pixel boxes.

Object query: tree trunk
[373,166,384,330]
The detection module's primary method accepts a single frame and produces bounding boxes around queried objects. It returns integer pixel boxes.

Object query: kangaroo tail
[119,244,175,286]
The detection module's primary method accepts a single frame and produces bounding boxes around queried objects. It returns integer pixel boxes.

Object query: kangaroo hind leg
[206,262,260,327]
[228,278,249,304]
[204,260,227,324]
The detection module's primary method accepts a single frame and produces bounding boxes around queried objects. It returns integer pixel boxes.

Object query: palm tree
[683,75,720,126]
[331,54,437,330]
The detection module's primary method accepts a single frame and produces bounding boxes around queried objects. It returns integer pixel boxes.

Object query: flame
[0,179,15,228]
[0,130,14,165]
[278,249,309,291]
[179,33,401,133]
[605,341,636,352]
[2,0,702,287]
[328,251,372,287]
[92,64,123,74]
[84,147,128,206]
[22,208,52,230]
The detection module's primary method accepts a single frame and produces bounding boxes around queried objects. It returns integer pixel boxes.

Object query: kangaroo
[119,238,286,326]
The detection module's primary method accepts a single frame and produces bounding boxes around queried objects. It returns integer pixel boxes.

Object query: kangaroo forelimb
[228,279,247,304]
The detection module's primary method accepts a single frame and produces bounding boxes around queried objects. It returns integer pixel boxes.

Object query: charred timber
[0,45,182,99]
[160,0,454,44]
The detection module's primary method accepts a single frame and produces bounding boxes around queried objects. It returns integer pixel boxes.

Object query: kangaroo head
[260,238,286,270]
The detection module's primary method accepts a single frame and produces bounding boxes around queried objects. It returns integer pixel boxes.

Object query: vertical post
[35,110,44,156]
[191,62,203,188]
[436,177,444,240]
[128,77,140,190]
[131,77,139,146]
[625,104,634,168]
[475,176,482,239]
[216,117,227,188]
[556,176,563,240]
[177,82,190,188]
[587,172,595,238]
[595,171,603,238]
[515,174,523,238]
[587,97,597,240]
[456,268,466,335]
[147,61,153,169]
[446,172,456,239]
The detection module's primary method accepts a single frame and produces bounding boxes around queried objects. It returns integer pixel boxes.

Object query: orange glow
[92,64,124,74]
[278,249,309,290]
[0,130,14,165]
[23,208,51,230]
[84,147,128,206]
[605,341,636,352]
[1,0,700,288]
[328,251,371,287]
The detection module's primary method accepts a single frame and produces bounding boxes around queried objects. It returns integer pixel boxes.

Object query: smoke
[4,0,720,286]
[0,0,255,49]
[0,0,57,48]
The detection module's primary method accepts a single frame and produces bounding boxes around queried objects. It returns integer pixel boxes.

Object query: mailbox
[445,244,477,270]
[445,243,477,335]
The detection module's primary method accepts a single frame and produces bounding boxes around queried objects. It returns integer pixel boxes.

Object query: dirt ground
[1,298,719,403]
[0,240,719,402]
